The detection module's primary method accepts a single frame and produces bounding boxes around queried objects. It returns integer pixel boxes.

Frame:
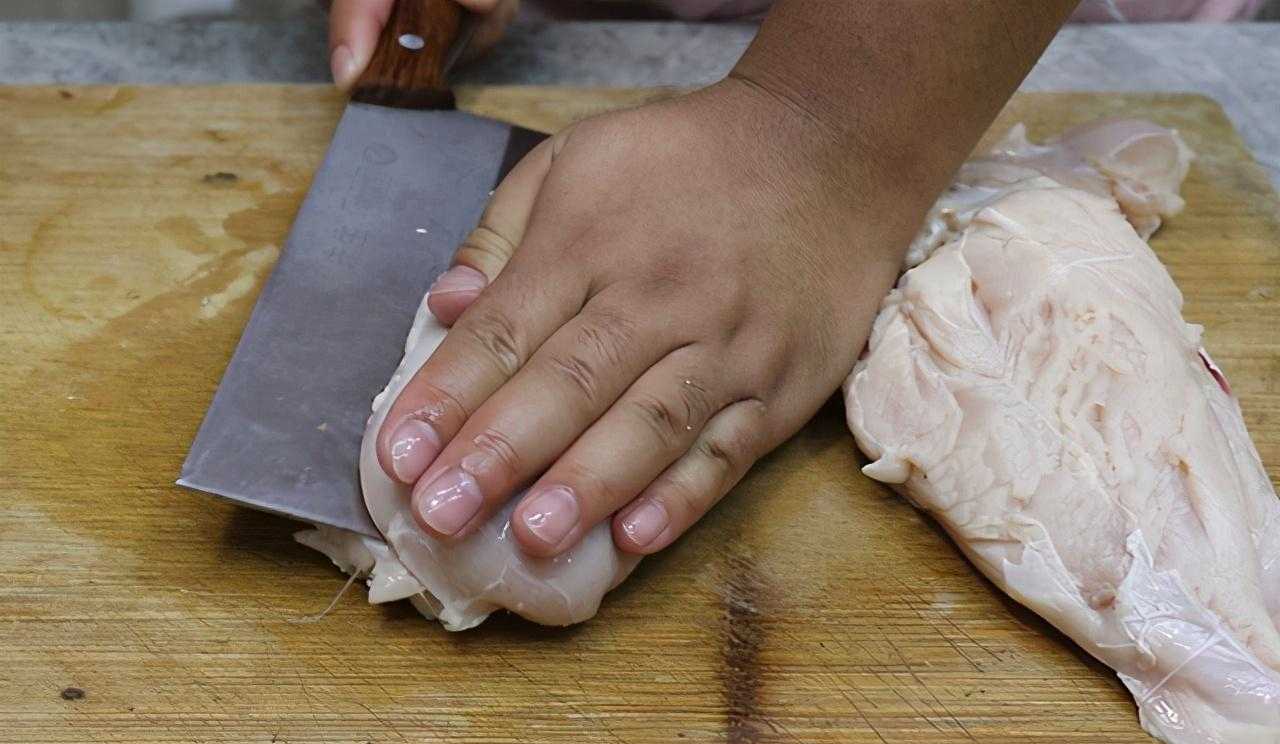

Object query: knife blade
[178,0,544,535]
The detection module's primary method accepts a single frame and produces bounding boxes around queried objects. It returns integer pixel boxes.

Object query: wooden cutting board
[0,86,1276,744]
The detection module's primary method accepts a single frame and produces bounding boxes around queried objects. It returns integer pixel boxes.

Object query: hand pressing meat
[298,0,1082,629]
[367,1,1077,561]
[846,120,1280,743]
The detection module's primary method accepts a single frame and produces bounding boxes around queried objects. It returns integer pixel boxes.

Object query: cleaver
[178,0,544,536]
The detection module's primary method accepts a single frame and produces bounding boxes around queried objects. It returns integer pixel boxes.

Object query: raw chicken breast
[846,121,1280,743]
[907,118,1193,267]
[299,296,639,630]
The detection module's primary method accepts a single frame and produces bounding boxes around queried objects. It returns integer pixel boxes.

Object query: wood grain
[0,85,1276,744]
[351,0,464,110]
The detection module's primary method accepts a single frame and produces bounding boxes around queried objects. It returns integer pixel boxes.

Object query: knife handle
[350,0,469,110]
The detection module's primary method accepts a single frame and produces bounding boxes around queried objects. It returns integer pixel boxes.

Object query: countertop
[3,20,1278,187]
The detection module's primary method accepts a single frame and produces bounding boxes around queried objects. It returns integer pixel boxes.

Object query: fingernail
[330,44,359,89]
[388,418,440,484]
[429,265,487,296]
[620,500,669,548]
[520,487,579,549]
[416,467,483,536]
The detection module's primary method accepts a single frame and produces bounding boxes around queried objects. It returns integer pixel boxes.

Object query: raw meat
[846,120,1280,743]
[907,118,1193,267]
[299,295,639,630]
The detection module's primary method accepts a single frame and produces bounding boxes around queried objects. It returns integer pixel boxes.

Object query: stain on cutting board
[719,552,774,743]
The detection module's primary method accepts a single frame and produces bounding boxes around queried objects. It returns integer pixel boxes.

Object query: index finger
[376,134,558,485]
[328,0,396,90]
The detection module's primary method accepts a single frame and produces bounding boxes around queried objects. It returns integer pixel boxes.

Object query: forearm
[732,0,1075,215]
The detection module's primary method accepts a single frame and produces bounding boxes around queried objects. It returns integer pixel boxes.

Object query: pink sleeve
[1069,0,1264,22]
[537,0,1263,22]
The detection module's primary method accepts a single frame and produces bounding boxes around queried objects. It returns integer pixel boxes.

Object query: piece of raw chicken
[906,118,1193,268]
[846,119,1280,743]
[298,295,639,630]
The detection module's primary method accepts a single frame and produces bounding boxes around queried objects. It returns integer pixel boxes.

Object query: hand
[328,0,518,90]
[377,79,909,558]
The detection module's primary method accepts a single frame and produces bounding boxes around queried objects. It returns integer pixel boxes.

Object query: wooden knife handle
[350,0,467,110]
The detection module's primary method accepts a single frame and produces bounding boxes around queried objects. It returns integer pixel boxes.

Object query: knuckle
[716,314,747,345]
[658,477,705,523]
[576,309,637,369]
[560,461,615,510]
[548,352,603,405]
[544,310,638,405]
[625,376,718,448]
[627,393,685,446]
[469,427,523,477]
[740,397,770,424]
[637,256,687,295]
[460,308,524,377]
[460,225,516,266]
[750,338,792,388]
[674,376,716,427]
[696,400,769,478]
[695,435,740,475]
[411,380,472,425]
[692,436,744,498]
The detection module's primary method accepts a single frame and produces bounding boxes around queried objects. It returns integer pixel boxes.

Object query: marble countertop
[2,20,1278,187]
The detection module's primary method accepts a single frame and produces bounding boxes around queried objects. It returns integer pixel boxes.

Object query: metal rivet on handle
[398,33,425,51]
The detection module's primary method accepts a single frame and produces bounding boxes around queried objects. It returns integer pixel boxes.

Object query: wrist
[699,73,932,239]
[680,77,915,266]
[724,54,945,207]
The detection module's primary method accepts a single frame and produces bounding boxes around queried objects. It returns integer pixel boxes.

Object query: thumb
[328,0,395,90]
[427,132,555,326]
